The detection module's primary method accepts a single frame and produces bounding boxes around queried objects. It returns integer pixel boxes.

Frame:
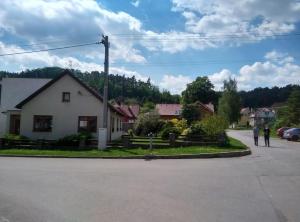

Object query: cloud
[171,0,300,46]
[0,41,148,81]
[0,0,146,63]
[159,74,193,94]
[131,0,140,7]
[208,51,300,91]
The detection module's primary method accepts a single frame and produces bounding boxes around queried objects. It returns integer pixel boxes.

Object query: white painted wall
[0,78,50,137]
[19,74,123,140]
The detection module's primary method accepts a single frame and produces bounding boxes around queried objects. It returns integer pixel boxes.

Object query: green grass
[0,137,247,157]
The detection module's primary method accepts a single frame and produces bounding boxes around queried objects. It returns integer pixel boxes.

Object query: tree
[181,102,202,124]
[182,76,216,104]
[134,111,164,136]
[287,89,300,125]
[218,78,241,124]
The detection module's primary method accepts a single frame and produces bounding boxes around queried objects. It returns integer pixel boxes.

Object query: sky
[0,0,300,94]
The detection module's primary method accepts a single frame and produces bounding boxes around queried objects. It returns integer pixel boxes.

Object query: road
[0,130,299,222]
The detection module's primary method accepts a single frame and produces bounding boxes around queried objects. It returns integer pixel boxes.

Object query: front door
[9,114,20,135]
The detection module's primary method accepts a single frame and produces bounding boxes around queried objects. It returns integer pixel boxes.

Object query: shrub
[55,132,92,146]
[4,134,29,140]
[187,122,206,136]
[170,118,188,134]
[134,111,164,136]
[200,115,228,137]
[159,127,181,140]
[127,129,134,137]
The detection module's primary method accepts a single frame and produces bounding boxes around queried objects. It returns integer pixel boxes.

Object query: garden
[0,114,249,158]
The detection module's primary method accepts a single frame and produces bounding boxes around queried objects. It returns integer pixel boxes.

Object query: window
[33,115,52,132]
[78,116,97,133]
[62,92,70,102]
[117,118,119,131]
[111,117,115,132]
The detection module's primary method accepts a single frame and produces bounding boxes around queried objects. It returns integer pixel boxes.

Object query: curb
[0,148,251,159]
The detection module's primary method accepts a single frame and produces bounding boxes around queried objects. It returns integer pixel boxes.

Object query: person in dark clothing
[253,126,259,146]
[264,125,270,147]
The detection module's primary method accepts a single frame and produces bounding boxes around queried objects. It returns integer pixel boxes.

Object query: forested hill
[0,67,180,104]
[239,85,300,108]
[1,67,299,107]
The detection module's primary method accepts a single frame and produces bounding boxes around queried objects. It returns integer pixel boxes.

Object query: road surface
[0,130,299,222]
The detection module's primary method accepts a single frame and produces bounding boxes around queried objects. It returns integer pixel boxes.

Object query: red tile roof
[155,104,182,116]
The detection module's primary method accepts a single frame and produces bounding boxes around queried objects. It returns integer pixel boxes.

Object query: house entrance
[9,114,20,135]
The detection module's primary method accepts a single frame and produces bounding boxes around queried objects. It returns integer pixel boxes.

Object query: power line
[0,42,98,57]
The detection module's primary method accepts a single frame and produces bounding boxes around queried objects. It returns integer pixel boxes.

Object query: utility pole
[101,35,109,129]
[98,35,109,150]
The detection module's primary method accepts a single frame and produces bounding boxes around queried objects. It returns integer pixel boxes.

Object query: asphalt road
[0,130,300,222]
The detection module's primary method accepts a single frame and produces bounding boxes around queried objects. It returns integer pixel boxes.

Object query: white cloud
[0,0,146,63]
[171,0,300,46]
[208,51,300,91]
[159,74,192,94]
[131,0,140,8]
[208,69,233,90]
[264,50,294,64]
[0,41,148,81]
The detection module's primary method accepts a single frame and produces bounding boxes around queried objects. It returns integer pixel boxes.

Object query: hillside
[0,67,180,104]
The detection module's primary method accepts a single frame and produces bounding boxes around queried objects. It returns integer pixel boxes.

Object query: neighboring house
[114,104,140,123]
[156,103,214,120]
[0,77,51,137]
[239,107,251,126]
[156,104,182,120]
[249,108,276,127]
[114,103,140,132]
[11,70,124,141]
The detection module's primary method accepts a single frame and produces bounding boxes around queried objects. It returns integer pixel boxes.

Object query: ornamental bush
[200,115,228,137]
[159,126,181,140]
[134,111,164,136]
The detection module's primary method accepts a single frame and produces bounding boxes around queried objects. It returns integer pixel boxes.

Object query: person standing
[264,125,270,147]
[253,126,259,146]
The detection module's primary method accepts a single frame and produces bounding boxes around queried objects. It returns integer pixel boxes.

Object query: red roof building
[156,103,214,120]
[114,104,140,123]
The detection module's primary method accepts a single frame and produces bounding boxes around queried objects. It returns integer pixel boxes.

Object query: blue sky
[0,0,299,94]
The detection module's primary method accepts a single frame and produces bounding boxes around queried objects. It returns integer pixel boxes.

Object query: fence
[0,133,227,150]
[0,138,97,150]
[121,133,226,148]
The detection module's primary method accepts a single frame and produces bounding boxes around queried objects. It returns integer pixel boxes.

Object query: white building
[249,108,276,127]
[1,70,124,141]
[0,77,51,137]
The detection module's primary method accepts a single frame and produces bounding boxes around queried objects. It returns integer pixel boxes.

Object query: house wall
[19,74,123,140]
[0,78,50,137]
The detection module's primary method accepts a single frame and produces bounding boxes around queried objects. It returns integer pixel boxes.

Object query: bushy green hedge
[3,134,29,140]
[186,115,228,138]
[55,132,92,146]
[134,111,165,136]
[159,126,181,140]
[200,115,228,136]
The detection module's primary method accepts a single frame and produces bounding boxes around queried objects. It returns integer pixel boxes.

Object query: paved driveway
[0,130,299,222]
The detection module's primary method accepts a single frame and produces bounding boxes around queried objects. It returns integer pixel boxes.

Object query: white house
[0,77,51,137]
[4,70,124,141]
[249,108,276,127]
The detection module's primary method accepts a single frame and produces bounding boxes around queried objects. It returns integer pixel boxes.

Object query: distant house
[114,104,140,123]
[3,70,124,141]
[156,102,214,120]
[114,103,140,131]
[0,77,51,137]
[155,104,182,120]
[239,107,251,126]
[249,108,275,127]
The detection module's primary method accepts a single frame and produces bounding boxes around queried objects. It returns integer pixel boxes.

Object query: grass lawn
[0,137,247,158]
